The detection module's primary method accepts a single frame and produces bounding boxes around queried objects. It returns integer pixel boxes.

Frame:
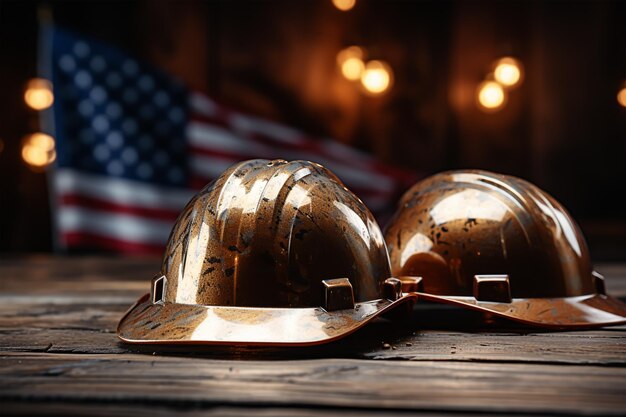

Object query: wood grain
[2,352,626,415]
[1,299,625,364]
[1,256,626,416]
[2,403,518,417]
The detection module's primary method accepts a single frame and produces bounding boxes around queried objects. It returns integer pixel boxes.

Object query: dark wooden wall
[1,0,625,258]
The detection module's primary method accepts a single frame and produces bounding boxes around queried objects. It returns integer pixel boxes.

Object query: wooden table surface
[1,256,626,416]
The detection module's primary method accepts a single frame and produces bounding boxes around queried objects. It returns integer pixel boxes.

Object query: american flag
[42,27,418,254]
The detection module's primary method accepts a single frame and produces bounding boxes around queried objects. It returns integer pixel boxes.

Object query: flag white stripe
[187,122,271,154]
[190,92,381,169]
[58,206,173,244]
[189,92,219,117]
[190,150,393,193]
[190,155,239,179]
[189,124,394,191]
[229,113,305,145]
[55,169,194,210]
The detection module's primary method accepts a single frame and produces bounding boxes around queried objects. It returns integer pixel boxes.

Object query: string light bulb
[332,0,356,12]
[24,78,54,110]
[477,81,507,112]
[361,60,393,95]
[493,57,523,88]
[337,46,365,81]
[21,133,56,170]
[617,86,626,108]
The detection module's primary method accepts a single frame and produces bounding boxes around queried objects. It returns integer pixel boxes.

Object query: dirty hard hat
[384,170,626,329]
[118,159,416,346]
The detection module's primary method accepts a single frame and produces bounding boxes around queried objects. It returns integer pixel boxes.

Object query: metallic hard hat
[384,170,626,329]
[118,159,416,346]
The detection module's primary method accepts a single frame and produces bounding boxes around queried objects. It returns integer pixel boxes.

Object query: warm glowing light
[341,57,365,81]
[24,78,54,110]
[332,0,356,11]
[21,133,56,169]
[337,46,365,81]
[361,60,393,95]
[477,81,507,111]
[618,87,626,108]
[493,57,523,88]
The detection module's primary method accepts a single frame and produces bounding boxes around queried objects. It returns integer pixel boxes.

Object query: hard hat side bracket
[592,271,606,295]
[398,276,423,293]
[384,278,403,300]
[473,275,512,303]
[322,278,355,311]
[151,275,167,304]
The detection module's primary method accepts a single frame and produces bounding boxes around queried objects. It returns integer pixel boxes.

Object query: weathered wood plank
[1,256,626,416]
[1,402,502,417]
[1,270,625,364]
[0,255,158,285]
[2,352,626,415]
[0,299,625,364]
[2,323,626,365]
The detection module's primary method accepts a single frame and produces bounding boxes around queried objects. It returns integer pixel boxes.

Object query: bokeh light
[21,133,56,170]
[342,57,365,81]
[477,81,507,111]
[617,86,626,108]
[337,46,365,81]
[332,0,356,12]
[493,57,523,88]
[360,60,393,95]
[24,78,54,110]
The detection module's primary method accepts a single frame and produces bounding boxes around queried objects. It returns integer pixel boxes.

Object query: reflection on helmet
[118,159,415,346]
[385,170,626,328]
[163,159,389,307]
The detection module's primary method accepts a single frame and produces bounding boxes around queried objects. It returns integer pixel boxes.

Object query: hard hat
[118,159,416,346]
[384,170,626,329]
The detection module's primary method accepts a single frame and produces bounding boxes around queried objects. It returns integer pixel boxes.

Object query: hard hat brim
[117,293,417,346]
[416,292,626,329]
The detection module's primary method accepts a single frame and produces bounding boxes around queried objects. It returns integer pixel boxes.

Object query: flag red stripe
[60,194,180,222]
[189,114,419,184]
[190,114,359,165]
[189,145,395,197]
[62,232,164,255]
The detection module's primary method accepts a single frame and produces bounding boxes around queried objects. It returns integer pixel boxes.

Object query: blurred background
[0,0,625,260]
